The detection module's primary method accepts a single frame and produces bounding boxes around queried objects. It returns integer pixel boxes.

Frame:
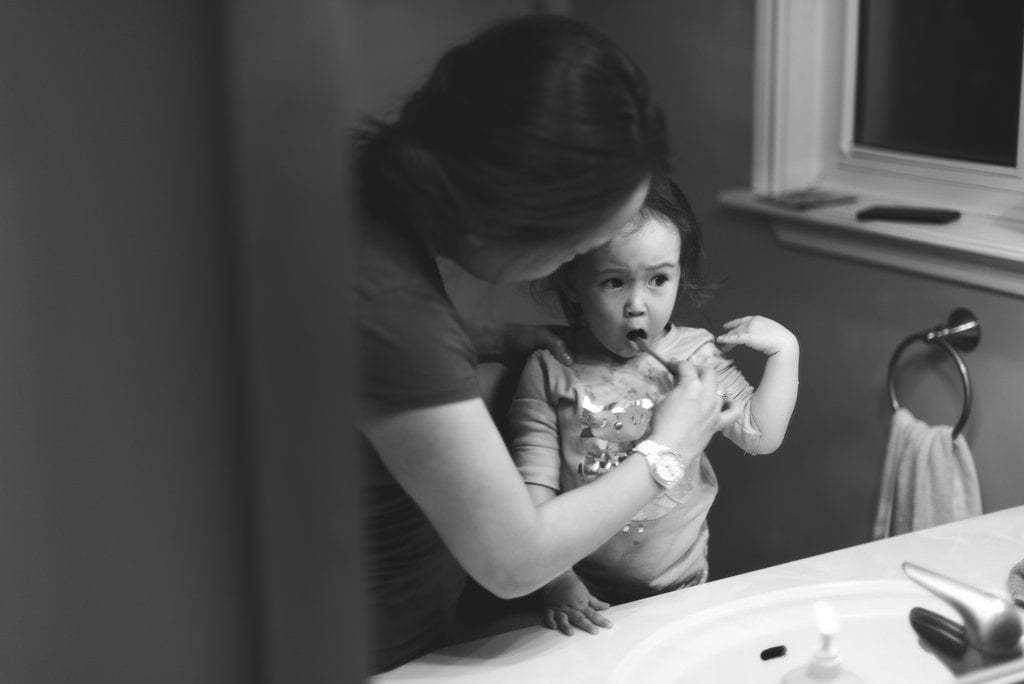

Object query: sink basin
[611,580,960,683]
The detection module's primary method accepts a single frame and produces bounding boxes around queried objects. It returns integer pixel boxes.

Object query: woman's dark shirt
[357,222,480,672]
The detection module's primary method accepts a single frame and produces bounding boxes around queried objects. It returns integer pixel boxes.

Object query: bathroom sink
[611,580,960,683]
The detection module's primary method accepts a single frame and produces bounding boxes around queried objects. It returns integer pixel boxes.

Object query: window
[853,1,1024,168]
[722,0,1024,298]
[832,0,1024,218]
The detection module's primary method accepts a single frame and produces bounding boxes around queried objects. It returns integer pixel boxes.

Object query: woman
[355,14,738,672]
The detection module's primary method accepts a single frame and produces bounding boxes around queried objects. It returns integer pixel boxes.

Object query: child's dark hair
[544,174,710,328]
[354,14,668,248]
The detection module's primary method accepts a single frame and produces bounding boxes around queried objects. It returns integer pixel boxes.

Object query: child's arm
[716,316,799,454]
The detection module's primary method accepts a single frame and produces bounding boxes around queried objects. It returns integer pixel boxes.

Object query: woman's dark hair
[543,174,711,329]
[354,14,668,247]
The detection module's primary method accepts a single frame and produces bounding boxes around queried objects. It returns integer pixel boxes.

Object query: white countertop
[377,506,1024,682]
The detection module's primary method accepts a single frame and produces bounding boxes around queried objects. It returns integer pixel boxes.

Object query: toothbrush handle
[645,347,675,374]
[632,338,677,378]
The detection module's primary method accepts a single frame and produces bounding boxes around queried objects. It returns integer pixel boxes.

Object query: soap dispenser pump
[781,601,865,683]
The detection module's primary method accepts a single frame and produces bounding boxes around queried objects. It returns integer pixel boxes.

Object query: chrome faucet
[904,562,1023,674]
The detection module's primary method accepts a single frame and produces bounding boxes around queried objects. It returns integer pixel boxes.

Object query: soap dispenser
[781,601,865,683]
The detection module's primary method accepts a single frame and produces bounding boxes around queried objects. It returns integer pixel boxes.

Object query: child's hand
[540,570,612,636]
[716,316,798,358]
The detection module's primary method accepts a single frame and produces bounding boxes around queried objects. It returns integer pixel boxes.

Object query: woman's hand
[716,315,798,359]
[648,361,741,458]
[540,570,612,636]
[467,322,573,365]
[503,324,573,365]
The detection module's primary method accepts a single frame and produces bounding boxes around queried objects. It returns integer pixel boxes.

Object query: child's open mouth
[626,328,676,378]
[626,328,647,342]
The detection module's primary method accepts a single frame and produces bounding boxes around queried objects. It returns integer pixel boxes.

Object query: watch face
[655,456,684,483]
[637,440,686,488]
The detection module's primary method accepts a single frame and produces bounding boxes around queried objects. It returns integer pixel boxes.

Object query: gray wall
[576,1,1024,578]
[0,2,549,680]
[0,3,254,682]
[224,0,366,681]
[230,2,551,680]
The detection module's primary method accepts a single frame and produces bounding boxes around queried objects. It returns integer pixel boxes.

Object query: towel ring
[887,308,980,439]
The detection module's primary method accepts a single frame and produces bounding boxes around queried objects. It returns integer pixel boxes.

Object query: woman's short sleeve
[359,286,479,420]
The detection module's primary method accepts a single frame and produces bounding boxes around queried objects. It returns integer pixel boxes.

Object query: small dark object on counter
[760,644,788,661]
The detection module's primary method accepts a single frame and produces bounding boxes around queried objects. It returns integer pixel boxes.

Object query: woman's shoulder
[356,221,479,417]
[356,219,442,302]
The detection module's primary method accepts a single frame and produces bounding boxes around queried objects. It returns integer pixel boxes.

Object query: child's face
[569,215,682,358]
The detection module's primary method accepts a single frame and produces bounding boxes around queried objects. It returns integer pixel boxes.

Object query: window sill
[719,187,1024,299]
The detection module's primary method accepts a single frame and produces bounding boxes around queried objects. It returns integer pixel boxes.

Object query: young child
[509,175,799,635]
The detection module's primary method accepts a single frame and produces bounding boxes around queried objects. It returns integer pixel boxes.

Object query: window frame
[834,0,1024,218]
[731,0,1024,299]
[755,0,1024,209]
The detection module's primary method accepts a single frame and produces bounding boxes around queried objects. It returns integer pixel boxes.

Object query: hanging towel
[871,407,982,539]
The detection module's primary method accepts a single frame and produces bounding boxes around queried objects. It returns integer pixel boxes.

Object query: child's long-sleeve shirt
[509,324,760,603]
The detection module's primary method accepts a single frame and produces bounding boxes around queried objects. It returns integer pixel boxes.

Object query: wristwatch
[632,439,687,488]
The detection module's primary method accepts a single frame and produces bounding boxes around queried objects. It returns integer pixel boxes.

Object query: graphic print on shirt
[578,393,654,480]
[571,358,689,521]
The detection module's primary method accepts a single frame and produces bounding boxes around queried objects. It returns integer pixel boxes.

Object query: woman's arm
[526,484,613,636]
[362,361,735,598]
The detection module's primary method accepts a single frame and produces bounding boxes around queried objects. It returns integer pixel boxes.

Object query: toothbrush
[627,329,730,407]
[626,329,676,377]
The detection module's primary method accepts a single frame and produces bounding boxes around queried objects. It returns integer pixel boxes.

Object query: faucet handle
[903,562,1023,658]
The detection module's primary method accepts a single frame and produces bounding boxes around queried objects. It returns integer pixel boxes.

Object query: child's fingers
[721,316,753,330]
[547,607,608,635]
[563,606,610,634]
[716,332,749,346]
[718,332,772,354]
[573,611,602,635]
[553,610,574,636]
[588,596,611,611]
[720,325,749,340]
[586,608,613,629]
